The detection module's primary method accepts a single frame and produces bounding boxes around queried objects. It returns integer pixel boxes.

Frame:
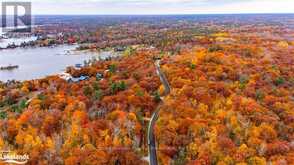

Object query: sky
[1,0,294,15]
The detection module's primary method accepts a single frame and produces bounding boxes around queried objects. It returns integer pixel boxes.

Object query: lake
[0,45,117,82]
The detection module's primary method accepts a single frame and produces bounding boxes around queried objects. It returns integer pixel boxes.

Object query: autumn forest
[0,14,294,165]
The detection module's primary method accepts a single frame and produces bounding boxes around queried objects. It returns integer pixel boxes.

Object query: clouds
[3,0,294,14]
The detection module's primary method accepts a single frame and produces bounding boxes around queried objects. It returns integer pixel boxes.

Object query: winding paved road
[148,60,171,165]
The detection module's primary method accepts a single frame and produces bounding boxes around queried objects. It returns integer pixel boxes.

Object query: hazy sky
[2,0,294,15]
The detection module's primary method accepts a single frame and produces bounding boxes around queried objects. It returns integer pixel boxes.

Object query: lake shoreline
[0,45,119,82]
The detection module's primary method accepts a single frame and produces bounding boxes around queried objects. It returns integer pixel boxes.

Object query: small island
[0,65,19,71]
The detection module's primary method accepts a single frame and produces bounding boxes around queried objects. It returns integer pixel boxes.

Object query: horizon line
[30,13,294,16]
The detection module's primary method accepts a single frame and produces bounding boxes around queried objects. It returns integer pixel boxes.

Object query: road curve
[148,60,171,165]
[154,60,171,95]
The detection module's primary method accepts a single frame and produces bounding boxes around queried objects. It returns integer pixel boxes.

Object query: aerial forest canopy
[0,14,294,165]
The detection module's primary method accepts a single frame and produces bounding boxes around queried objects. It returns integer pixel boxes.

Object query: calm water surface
[0,45,116,82]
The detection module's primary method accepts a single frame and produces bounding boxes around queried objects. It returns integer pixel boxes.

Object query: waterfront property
[0,45,118,82]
